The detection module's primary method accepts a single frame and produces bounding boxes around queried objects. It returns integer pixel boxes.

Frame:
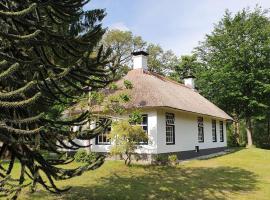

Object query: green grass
[7,148,270,200]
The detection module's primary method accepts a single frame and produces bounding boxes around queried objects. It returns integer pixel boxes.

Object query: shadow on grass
[28,165,258,200]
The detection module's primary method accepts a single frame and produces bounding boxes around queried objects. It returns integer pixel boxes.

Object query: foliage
[129,110,143,124]
[123,79,133,89]
[227,125,240,147]
[119,93,131,102]
[102,30,179,77]
[153,154,168,165]
[0,1,113,198]
[253,118,270,149]
[195,7,270,146]
[108,83,118,90]
[109,120,147,165]
[169,55,199,82]
[147,43,178,75]
[74,150,98,163]
[74,149,88,162]
[102,30,146,79]
[168,154,178,165]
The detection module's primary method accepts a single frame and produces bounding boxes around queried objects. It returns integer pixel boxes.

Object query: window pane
[142,115,148,125]
[212,120,217,142]
[198,117,204,142]
[97,125,111,144]
[220,121,224,142]
[138,115,148,144]
[166,125,174,144]
[166,113,175,125]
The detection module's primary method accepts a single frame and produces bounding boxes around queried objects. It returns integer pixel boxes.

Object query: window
[166,113,175,145]
[198,117,204,143]
[139,115,148,144]
[212,120,217,142]
[96,119,111,145]
[220,121,224,142]
[97,126,111,145]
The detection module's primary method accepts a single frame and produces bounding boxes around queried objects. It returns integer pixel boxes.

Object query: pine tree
[0,1,113,198]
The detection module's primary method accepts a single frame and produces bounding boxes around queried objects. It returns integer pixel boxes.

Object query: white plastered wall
[156,107,227,154]
[90,109,158,154]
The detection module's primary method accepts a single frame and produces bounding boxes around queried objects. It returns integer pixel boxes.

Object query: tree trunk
[233,119,240,146]
[245,118,253,147]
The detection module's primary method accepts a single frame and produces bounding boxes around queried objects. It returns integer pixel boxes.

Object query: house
[72,51,232,160]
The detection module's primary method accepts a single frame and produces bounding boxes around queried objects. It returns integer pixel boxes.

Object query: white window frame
[139,114,148,144]
[166,113,175,145]
[97,126,111,145]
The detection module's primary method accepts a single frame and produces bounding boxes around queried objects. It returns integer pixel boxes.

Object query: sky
[84,0,270,56]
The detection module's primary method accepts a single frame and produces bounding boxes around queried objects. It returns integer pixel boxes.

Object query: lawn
[9,148,270,200]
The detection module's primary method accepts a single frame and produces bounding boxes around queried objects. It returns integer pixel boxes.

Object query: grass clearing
[5,148,270,200]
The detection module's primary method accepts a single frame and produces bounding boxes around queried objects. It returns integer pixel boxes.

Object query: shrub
[84,152,98,163]
[168,154,178,166]
[74,150,98,163]
[153,154,168,165]
[109,120,147,166]
[74,149,88,162]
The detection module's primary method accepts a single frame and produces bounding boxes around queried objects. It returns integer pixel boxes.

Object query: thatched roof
[68,69,232,120]
[112,69,232,120]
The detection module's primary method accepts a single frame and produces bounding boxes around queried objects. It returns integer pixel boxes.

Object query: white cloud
[109,22,130,31]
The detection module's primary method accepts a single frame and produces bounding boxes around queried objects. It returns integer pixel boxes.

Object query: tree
[102,31,178,77]
[196,7,270,147]
[0,1,113,199]
[109,112,147,166]
[169,54,199,82]
[102,30,146,79]
[147,43,178,75]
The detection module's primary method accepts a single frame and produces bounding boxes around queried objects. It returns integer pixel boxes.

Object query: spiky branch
[0,1,113,198]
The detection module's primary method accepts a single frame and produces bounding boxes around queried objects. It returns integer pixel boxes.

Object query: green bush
[74,150,98,163]
[153,154,168,165]
[168,154,178,165]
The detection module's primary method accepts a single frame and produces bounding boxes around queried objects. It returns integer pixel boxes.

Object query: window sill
[166,143,175,145]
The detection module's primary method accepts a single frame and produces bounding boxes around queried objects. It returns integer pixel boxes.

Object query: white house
[72,51,232,160]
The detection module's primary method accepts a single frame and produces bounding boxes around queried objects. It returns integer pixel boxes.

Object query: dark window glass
[212,120,217,142]
[198,117,204,143]
[139,115,148,144]
[220,121,224,142]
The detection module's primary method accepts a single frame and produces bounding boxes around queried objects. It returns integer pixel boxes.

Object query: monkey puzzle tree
[0,0,114,198]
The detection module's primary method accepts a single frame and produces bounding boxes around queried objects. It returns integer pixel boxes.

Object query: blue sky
[85,0,270,56]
